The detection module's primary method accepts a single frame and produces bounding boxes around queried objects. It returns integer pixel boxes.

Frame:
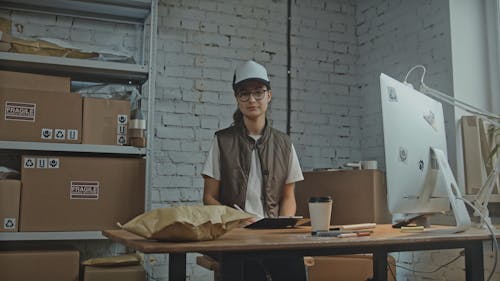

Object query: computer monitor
[380,73,471,233]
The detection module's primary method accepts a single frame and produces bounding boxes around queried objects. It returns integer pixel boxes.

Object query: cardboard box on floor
[19,155,145,231]
[0,70,70,92]
[305,255,396,281]
[82,97,130,145]
[295,169,391,225]
[84,265,146,281]
[0,179,21,232]
[0,249,79,281]
[0,88,82,143]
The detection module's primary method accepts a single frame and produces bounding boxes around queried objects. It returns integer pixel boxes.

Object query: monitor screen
[380,73,450,215]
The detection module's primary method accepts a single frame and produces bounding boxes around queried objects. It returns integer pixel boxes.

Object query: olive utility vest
[215,121,291,217]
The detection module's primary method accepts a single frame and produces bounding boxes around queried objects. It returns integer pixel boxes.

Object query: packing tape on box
[129,119,146,129]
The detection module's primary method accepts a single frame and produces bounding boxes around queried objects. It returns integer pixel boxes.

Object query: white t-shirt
[202,134,304,218]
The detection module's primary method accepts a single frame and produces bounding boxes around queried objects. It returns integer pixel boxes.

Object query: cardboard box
[305,254,396,281]
[0,249,79,281]
[20,155,145,231]
[0,70,70,92]
[0,42,10,52]
[0,179,21,232]
[461,116,489,194]
[84,265,146,281]
[295,170,391,225]
[0,88,82,143]
[82,97,130,145]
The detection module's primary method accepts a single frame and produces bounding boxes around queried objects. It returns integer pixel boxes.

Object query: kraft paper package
[120,205,254,241]
[82,254,142,267]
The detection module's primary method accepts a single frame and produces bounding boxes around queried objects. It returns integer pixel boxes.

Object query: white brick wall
[3,1,499,281]
[290,0,361,170]
[356,0,455,170]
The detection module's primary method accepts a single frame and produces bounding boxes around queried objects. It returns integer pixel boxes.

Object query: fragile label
[70,181,99,200]
[3,218,16,230]
[5,101,36,122]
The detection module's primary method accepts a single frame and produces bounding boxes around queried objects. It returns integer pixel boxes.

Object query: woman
[201,60,306,281]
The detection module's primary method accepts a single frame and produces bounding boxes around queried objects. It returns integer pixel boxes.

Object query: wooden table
[103,225,495,281]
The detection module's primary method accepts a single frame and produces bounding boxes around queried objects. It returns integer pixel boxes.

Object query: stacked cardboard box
[83,265,146,281]
[296,170,393,281]
[82,97,130,145]
[295,169,391,225]
[305,255,396,281]
[0,179,21,232]
[0,249,80,281]
[0,70,82,143]
[461,116,489,194]
[19,155,145,231]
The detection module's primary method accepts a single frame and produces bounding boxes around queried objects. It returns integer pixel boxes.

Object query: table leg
[219,253,245,281]
[169,253,186,281]
[465,241,484,281]
[373,250,388,281]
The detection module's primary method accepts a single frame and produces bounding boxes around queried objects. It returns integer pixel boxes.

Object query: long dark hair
[232,108,243,125]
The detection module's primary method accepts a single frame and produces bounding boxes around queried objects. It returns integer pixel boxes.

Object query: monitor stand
[425,148,471,234]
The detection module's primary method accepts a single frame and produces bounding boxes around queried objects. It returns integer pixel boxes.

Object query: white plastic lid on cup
[308,196,332,203]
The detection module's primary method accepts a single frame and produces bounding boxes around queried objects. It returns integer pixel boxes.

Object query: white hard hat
[232,60,270,91]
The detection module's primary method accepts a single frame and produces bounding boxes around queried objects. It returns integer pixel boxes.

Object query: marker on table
[338,232,372,238]
[340,223,376,230]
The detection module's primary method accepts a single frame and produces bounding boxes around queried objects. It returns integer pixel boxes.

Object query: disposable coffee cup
[308,196,332,232]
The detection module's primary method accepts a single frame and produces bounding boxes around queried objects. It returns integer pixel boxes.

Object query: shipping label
[70,181,99,200]
[5,101,36,122]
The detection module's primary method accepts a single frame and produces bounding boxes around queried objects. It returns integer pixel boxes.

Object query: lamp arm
[404,64,500,127]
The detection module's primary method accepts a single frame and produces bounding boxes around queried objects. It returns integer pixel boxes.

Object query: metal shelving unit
[0,52,148,84]
[0,231,106,241]
[0,0,157,241]
[0,0,151,24]
[0,140,146,155]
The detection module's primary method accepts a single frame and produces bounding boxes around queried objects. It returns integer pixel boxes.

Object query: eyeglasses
[236,88,268,102]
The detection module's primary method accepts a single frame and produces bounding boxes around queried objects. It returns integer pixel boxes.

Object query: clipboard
[244,217,309,229]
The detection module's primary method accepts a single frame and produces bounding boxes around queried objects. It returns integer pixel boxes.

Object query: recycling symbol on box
[24,158,36,168]
[4,218,15,230]
[55,129,65,140]
[117,135,126,145]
